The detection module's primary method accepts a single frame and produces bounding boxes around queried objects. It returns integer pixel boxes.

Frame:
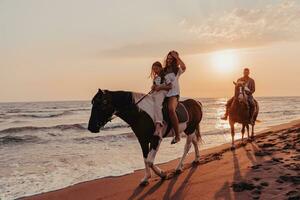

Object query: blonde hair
[150,61,163,79]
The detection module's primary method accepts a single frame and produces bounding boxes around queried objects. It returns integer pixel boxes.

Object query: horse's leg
[175,133,194,173]
[230,121,235,150]
[139,139,151,186]
[251,124,255,139]
[241,124,245,143]
[192,134,200,164]
[246,124,250,140]
[140,159,151,186]
[146,136,166,179]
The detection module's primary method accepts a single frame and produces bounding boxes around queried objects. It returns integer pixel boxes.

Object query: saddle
[162,101,189,124]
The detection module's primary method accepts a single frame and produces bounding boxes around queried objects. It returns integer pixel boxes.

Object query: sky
[1,0,300,102]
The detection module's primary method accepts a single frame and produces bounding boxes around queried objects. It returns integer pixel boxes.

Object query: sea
[0,96,300,199]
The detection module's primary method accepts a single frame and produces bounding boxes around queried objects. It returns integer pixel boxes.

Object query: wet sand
[23,120,300,200]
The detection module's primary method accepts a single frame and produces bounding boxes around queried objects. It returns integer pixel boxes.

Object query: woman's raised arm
[171,51,186,71]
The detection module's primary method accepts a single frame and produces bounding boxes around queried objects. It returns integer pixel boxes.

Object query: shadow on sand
[128,164,199,200]
[130,127,300,200]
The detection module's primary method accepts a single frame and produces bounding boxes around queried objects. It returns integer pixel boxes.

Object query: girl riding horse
[150,61,171,138]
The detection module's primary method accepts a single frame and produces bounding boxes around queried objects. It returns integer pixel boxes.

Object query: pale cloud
[102,0,300,57]
[187,0,300,44]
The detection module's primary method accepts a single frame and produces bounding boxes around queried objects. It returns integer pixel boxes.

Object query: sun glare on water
[211,50,239,73]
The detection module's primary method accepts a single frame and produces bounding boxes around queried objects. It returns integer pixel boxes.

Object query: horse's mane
[131,91,155,121]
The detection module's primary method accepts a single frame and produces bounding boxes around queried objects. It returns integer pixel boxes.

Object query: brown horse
[88,89,203,185]
[228,81,259,149]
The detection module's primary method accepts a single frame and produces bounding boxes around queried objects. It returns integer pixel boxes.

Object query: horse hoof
[175,169,183,175]
[160,171,167,180]
[192,160,200,166]
[231,146,236,151]
[139,180,149,187]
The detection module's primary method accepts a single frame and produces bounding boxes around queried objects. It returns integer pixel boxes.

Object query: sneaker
[171,136,180,144]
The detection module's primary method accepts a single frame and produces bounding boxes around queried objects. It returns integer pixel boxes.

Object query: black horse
[88,89,203,185]
[229,81,259,149]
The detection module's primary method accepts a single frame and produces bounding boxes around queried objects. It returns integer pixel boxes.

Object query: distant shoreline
[1,95,300,104]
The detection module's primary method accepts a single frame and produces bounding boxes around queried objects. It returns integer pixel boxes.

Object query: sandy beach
[22,119,300,200]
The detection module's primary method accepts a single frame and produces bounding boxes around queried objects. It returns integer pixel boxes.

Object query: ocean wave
[11,110,51,113]
[0,122,130,134]
[19,111,72,118]
[0,135,40,145]
[10,120,27,124]
[26,108,89,113]
[283,110,300,116]
[74,132,135,144]
[67,108,90,112]
[259,110,300,116]
[0,116,10,120]
[260,110,288,114]
[6,109,22,113]
[0,123,87,134]
[101,123,130,130]
[202,129,230,136]
[0,114,9,119]
[44,106,58,109]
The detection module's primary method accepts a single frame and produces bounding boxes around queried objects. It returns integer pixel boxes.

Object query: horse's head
[233,81,247,104]
[88,89,116,133]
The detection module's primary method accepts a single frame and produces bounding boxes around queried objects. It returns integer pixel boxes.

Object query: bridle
[236,84,247,104]
[92,91,117,128]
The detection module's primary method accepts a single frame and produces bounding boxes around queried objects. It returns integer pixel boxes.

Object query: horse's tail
[195,100,203,142]
[253,99,260,123]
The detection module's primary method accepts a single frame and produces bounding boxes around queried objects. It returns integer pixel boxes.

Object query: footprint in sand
[251,164,262,170]
[277,175,300,185]
[286,190,300,200]
[253,177,261,181]
[255,150,272,157]
[259,143,275,148]
[260,182,269,187]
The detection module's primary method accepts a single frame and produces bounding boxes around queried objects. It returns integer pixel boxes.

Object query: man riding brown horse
[221,68,256,124]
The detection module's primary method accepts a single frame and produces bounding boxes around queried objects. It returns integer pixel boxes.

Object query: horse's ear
[98,89,103,94]
[233,81,237,85]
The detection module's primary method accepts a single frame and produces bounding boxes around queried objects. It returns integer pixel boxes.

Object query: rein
[106,90,152,122]
[135,90,153,105]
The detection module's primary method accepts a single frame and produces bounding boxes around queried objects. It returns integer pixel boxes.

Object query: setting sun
[211,50,239,73]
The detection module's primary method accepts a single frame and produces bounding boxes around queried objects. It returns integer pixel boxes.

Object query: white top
[164,68,185,97]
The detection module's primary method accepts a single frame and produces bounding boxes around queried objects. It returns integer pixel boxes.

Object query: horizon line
[0,95,299,104]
